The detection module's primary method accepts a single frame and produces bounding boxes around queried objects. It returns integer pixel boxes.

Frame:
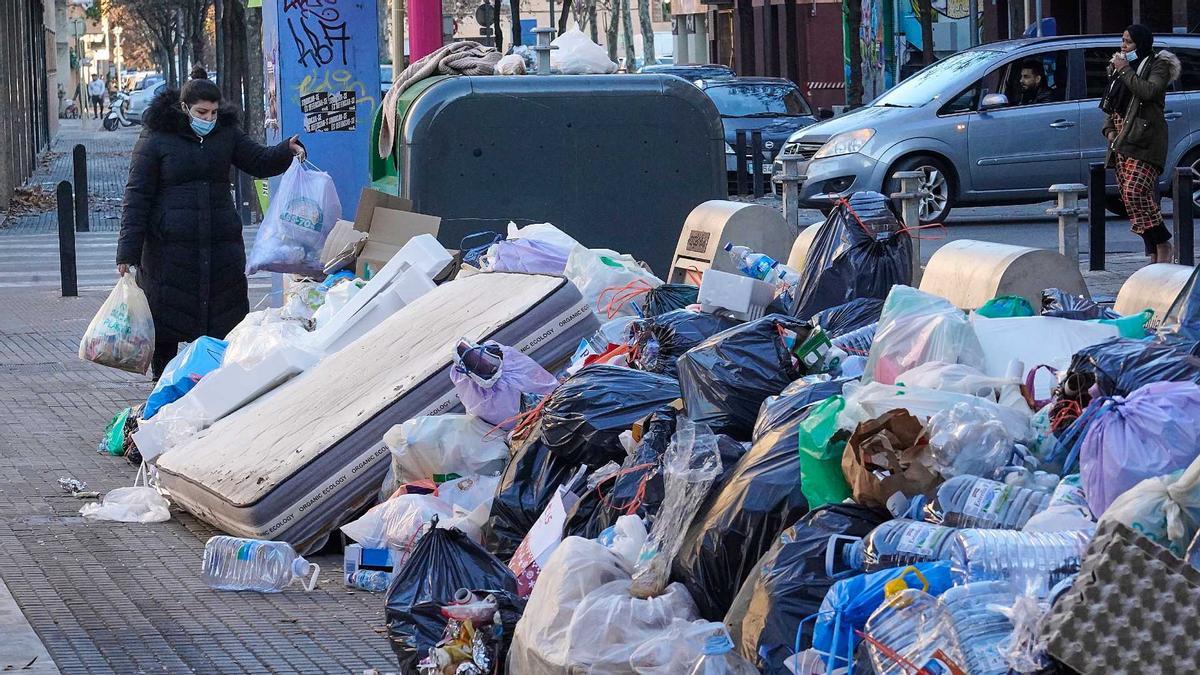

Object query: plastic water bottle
[723,244,779,281]
[941,581,1017,675]
[831,322,877,356]
[686,632,757,674]
[850,519,958,571]
[348,569,392,592]
[864,587,966,675]
[923,475,1051,529]
[946,529,1092,590]
[201,536,320,592]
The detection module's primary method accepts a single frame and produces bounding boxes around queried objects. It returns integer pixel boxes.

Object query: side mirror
[981,93,1009,110]
[819,108,834,120]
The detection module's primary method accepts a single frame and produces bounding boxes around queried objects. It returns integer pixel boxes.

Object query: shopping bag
[79,270,155,374]
[246,159,342,276]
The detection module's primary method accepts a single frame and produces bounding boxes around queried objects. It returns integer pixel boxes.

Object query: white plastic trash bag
[629,620,757,675]
[894,362,1028,411]
[80,486,171,523]
[222,310,314,370]
[863,285,985,386]
[311,279,362,330]
[79,270,155,374]
[839,381,1033,442]
[970,315,1118,400]
[1100,453,1200,556]
[246,158,342,276]
[339,492,488,565]
[507,221,581,251]
[551,25,618,74]
[565,246,663,319]
[383,415,510,494]
[565,581,701,673]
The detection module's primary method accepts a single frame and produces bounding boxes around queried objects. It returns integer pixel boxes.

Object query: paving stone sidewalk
[0,288,397,674]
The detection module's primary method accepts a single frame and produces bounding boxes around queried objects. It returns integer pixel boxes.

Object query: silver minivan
[777,34,1200,223]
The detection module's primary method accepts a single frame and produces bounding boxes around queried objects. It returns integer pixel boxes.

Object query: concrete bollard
[772,152,805,239]
[1114,263,1195,326]
[890,170,925,285]
[532,28,557,75]
[1047,183,1086,264]
[919,239,1089,311]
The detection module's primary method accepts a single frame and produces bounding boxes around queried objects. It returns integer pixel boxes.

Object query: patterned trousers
[1112,114,1168,239]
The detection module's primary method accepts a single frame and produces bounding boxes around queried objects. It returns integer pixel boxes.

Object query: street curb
[0,577,61,674]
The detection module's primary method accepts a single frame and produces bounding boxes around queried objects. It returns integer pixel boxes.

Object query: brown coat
[1103,50,1182,172]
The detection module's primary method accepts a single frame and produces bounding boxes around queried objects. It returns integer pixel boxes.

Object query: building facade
[0,0,56,208]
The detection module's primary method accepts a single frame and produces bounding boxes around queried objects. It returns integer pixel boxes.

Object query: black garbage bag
[385,527,525,672]
[628,310,741,378]
[724,504,891,673]
[752,376,849,447]
[1162,265,1200,339]
[1041,288,1119,321]
[643,283,700,317]
[1067,336,1200,398]
[677,314,806,440]
[809,298,885,338]
[671,395,820,620]
[790,192,913,320]
[486,366,680,559]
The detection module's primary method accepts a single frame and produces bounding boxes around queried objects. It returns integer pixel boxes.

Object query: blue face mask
[190,116,216,137]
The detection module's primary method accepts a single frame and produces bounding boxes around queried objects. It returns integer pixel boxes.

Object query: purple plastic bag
[482,238,570,275]
[1080,381,1200,516]
[450,341,560,428]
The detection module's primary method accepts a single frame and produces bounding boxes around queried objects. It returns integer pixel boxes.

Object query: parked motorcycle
[102,92,139,131]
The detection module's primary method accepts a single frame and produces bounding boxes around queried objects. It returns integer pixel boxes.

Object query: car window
[874,49,1000,108]
[939,64,1003,115]
[1085,45,1186,96]
[154,83,166,96]
[705,84,812,116]
[999,50,1068,105]
[1175,48,1200,92]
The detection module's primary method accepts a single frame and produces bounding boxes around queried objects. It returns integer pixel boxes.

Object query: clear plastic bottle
[864,588,966,675]
[831,322,877,356]
[849,519,958,571]
[923,475,1051,529]
[941,581,1017,675]
[723,244,779,280]
[946,529,1091,591]
[348,569,392,592]
[201,536,320,592]
[686,633,759,675]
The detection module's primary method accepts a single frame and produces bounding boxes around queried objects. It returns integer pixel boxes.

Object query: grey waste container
[386,74,726,275]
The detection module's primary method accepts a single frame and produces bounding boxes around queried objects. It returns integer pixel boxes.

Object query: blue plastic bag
[143,336,227,419]
[811,560,954,667]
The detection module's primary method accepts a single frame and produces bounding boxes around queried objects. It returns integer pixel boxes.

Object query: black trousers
[151,340,180,381]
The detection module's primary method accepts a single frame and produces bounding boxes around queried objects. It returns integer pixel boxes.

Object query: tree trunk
[620,0,635,69]
[493,0,503,51]
[605,3,619,63]
[918,0,934,67]
[588,0,598,43]
[246,4,265,142]
[558,0,574,34]
[637,0,654,65]
[844,0,863,107]
[509,0,522,45]
[378,0,391,62]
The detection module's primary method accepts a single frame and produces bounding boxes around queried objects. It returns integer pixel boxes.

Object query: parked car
[697,77,818,189]
[638,63,734,83]
[775,33,1200,223]
[130,73,163,92]
[125,81,166,123]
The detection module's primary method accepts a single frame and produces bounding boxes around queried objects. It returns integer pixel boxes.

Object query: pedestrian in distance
[87,74,106,119]
[115,66,305,379]
[1102,24,1181,264]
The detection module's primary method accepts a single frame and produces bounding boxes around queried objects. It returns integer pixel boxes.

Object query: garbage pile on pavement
[79,187,1200,673]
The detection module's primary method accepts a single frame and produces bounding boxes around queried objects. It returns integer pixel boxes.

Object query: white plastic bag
[246,158,342,276]
[340,492,487,566]
[1099,452,1200,556]
[839,380,1033,441]
[79,270,155,374]
[565,246,663,319]
[566,581,701,672]
[508,221,581,251]
[630,620,757,675]
[970,315,1118,400]
[598,514,648,568]
[508,537,633,674]
[863,285,985,386]
[895,362,1027,410]
[80,486,171,523]
[382,415,510,494]
[496,53,527,75]
[311,278,362,330]
[550,25,619,74]
[222,310,314,370]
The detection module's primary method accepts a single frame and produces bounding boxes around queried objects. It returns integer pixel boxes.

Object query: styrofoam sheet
[970,315,1118,399]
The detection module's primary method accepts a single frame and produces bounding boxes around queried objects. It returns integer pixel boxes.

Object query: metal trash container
[372,74,726,274]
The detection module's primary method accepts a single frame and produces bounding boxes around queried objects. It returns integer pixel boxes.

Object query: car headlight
[725,142,734,155]
[812,128,875,159]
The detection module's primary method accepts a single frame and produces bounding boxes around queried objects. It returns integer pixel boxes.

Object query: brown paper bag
[842,408,942,514]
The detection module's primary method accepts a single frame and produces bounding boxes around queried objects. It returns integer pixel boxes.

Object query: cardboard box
[351,188,441,277]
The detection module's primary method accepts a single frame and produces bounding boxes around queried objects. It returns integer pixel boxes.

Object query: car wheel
[102,117,118,131]
[885,155,954,225]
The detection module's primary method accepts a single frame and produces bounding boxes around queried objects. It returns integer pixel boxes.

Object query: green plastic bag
[975,295,1035,318]
[797,396,852,508]
[1094,309,1153,339]
[98,407,133,456]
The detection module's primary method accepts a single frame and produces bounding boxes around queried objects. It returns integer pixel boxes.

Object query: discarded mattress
[156,273,596,553]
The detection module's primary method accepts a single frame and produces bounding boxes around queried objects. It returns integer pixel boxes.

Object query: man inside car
[1017,59,1054,105]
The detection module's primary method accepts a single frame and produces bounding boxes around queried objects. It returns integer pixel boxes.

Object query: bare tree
[917,0,934,66]
[587,0,598,43]
[619,0,634,68]
[637,0,654,65]
[603,0,619,62]
[844,0,863,107]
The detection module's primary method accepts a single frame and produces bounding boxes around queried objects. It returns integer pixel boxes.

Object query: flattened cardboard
[352,188,413,234]
[356,206,442,277]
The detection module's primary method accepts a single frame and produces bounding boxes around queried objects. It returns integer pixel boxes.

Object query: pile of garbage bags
[86,200,1200,673]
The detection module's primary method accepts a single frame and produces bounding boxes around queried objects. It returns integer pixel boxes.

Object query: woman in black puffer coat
[116,69,303,377]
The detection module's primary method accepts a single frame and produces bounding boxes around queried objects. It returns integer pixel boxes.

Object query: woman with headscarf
[1102,24,1181,263]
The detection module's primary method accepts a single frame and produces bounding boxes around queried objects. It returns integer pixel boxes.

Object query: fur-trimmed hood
[143,88,241,134]
[1156,49,1182,83]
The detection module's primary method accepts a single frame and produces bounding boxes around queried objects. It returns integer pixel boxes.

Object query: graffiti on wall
[860,0,886,100]
[284,0,351,68]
